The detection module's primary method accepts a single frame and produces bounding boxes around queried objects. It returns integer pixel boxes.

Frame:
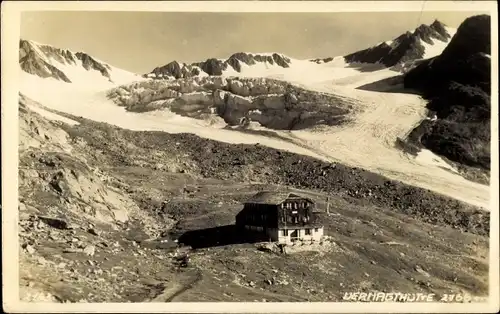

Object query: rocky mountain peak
[343,20,455,67]
[18,39,134,84]
[440,14,490,59]
[75,52,112,79]
[145,52,292,80]
[19,39,72,83]
[413,22,451,45]
[430,19,449,36]
[197,58,228,76]
[19,40,42,59]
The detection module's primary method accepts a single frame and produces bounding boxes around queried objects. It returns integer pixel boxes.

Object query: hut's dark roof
[245,191,314,205]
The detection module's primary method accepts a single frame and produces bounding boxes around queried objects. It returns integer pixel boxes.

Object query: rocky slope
[404,14,491,172]
[344,20,455,67]
[27,97,490,236]
[17,97,489,302]
[107,76,354,130]
[19,94,164,232]
[18,94,174,302]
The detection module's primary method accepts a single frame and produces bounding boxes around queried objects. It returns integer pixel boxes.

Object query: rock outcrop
[404,14,491,170]
[19,94,137,225]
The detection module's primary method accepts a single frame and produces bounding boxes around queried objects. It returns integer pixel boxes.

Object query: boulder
[263,95,285,109]
[213,89,228,106]
[212,77,228,89]
[179,92,213,105]
[38,216,74,230]
[226,94,253,109]
[250,83,268,96]
[229,80,245,95]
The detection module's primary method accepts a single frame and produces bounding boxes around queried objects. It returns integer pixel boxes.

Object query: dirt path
[151,270,203,302]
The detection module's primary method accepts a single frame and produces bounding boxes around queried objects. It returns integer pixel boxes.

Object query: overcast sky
[21,11,486,74]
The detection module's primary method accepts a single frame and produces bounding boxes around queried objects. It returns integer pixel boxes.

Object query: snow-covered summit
[343,20,456,67]
[19,39,143,87]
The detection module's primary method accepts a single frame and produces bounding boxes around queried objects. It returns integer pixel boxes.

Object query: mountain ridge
[145,52,293,80]
[144,19,456,80]
[19,19,456,85]
[19,39,141,86]
[344,19,456,67]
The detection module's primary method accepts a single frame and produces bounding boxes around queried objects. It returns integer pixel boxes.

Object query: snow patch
[220,56,372,87]
[415,149,458,174]
[28,105,80,126]
[421,27,457,59]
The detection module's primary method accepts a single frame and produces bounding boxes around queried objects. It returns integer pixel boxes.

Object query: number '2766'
[439,294,488,303]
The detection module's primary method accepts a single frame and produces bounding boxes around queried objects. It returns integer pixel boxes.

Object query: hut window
[283,229,289,236]
[305,229,311,235]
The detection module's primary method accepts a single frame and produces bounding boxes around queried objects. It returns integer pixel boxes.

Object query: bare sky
[21,11,486,74]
